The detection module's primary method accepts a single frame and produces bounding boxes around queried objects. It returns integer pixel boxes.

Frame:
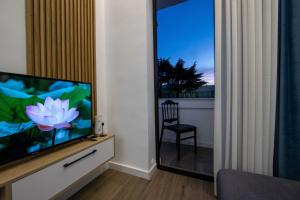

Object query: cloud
[200,68,215,85]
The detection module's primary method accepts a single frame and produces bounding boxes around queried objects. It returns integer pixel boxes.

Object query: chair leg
[194,128,197,154]
[176,132,180,160]
[159,126,165,152]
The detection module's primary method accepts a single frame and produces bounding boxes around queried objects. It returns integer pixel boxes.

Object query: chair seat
[165,124,196,133]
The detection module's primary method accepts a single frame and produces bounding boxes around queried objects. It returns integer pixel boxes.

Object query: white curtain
[214,0,279,181]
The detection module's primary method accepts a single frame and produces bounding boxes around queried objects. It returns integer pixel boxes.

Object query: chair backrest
[161,100,179,124]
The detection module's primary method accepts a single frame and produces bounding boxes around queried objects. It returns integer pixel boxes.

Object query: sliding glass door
[154,0,215,179]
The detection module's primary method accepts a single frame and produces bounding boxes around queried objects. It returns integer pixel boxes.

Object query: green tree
[157,58,173,97]
[158,58,207,98]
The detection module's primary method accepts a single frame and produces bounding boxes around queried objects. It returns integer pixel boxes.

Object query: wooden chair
[159,100,197,160]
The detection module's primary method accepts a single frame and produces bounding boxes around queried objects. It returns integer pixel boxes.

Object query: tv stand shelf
[0,134,114,200]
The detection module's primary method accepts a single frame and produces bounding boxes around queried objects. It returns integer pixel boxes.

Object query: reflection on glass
[156,0,214,177]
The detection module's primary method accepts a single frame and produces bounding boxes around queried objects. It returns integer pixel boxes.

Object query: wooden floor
[70,169,216,200]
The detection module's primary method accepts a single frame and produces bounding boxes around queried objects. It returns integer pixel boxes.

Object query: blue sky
[157,0,215,85]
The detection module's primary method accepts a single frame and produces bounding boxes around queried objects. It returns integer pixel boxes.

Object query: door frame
[152,0,215,182]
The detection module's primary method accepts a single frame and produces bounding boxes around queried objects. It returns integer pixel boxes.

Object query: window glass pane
[157,0,215,98]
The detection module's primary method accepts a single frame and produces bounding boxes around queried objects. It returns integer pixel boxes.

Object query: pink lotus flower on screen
[26,97,79,131]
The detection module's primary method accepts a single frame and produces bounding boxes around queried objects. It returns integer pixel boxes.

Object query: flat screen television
[0,72,93,166]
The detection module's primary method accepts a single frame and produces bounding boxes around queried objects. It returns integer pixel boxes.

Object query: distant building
[160,85,215,98]
[195,85,215,98]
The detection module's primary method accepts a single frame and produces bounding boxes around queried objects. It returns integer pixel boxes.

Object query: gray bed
[217,169,300,200]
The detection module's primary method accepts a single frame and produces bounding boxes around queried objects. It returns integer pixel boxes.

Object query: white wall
[95,0,107,125]
[159,98,214,148]
[146,0,156,169]
[0,0,26,74]
[96,0,156,172]
[0,0,156,176]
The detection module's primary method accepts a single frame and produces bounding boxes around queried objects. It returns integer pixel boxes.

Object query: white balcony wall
[158,98,214,148]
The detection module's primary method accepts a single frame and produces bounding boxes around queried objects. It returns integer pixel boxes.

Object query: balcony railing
[158,98,214,148]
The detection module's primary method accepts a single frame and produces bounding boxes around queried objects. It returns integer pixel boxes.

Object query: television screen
[0,72,92,166]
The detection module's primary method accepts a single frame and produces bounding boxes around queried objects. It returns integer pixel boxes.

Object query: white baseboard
[59,161,157,200]
[109,161,157,180]
[148,162,157,179]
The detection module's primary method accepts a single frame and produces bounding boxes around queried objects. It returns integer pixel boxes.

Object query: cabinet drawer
[12,138,114,200]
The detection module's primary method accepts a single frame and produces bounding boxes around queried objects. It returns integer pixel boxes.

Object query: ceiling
[156,0,188,10]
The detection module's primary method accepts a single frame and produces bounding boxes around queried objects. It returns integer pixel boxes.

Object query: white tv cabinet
[0,135,114,200]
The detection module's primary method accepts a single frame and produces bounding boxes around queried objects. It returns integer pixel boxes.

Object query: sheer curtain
[214,0,279,182]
